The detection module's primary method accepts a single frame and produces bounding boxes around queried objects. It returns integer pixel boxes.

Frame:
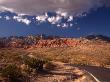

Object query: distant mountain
[0,34,110,48]
[0,34,61,48]
[84,35,110,42]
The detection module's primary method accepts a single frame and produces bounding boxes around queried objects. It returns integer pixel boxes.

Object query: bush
[44,62,56,70]
[0,64,22,82]
[24,58,47,71]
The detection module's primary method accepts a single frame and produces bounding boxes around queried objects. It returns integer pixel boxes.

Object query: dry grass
[27,43,110,68]
[0,43,110,68]
[0,48,27,67]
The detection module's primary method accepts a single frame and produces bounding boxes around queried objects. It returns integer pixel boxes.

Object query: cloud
[13,15,31,25]
[67,16,73,22]
[56,10,68,17]
[0,0,110,27]
[4,16,10,20]
[0,0,110,16]
[0,11,73,27]
[0,16,2,19]
[62,23,69,28]
[36,13,48,22]
[47,15,62,24]
[0,6,14,12]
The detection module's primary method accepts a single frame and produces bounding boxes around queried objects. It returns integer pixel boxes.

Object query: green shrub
[0,64,22,82]
[24,58,47,71]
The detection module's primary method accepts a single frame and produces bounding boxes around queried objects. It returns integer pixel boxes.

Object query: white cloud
[62,23,69,28]
[67,16,73,22]
[35,12,73,27]
[55,15,62,22]
[36,13,48,22]
[0,12,73,27]
[0,16,2,19]
[47,15,62,24]
[13,15,31,25]
[47,17,56,24]
[57,24,61,27]
[56,10,68,18]
[4,16,10,20]
[0,0,109,28]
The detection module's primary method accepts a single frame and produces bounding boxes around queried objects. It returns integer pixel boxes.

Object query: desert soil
[33,62,94,82]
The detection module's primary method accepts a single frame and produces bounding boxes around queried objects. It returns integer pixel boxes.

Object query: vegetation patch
[0,64,22,82]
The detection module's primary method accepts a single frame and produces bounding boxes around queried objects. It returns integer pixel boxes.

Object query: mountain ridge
[84,34,110,42]
[0,34,110,48]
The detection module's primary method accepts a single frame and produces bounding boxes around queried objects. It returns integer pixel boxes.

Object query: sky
[0,0,110,37]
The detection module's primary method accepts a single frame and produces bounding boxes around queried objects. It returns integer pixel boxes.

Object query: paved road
[77,66,110,82]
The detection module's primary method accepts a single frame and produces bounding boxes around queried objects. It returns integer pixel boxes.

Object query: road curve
[77,66,110,82]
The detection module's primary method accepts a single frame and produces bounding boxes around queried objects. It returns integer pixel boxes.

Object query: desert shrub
[44,62,56,70]
[24,57,47,71]
[0,64,22,82]
[20,64,33,75]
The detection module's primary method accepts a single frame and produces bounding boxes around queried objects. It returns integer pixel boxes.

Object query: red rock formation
[0,36,108,49]
[35,38,79,48]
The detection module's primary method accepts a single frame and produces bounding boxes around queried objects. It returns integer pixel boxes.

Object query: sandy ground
[32,62,94,82]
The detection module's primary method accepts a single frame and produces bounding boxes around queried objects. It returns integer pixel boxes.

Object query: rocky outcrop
[0,35,109,48]
[0,38,80,48]
[36,39,79,48]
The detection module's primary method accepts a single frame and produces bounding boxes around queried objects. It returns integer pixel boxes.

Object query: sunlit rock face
[0,35,110,48]
[0,36,79,48]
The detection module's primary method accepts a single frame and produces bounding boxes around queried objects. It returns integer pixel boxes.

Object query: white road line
[84,70,100,82]
[87,71,100,82]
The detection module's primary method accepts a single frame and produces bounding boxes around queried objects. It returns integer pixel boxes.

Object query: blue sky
[0,0,110,37]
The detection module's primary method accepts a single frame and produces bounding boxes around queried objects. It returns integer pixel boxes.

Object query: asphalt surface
[77,66,110,82]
